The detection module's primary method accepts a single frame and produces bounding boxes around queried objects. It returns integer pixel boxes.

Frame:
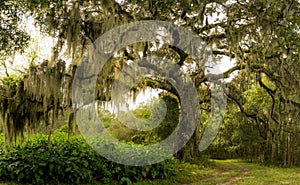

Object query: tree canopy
[0,0,300,165]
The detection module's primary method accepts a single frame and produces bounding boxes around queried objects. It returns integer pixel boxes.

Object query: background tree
[0,1,30,75]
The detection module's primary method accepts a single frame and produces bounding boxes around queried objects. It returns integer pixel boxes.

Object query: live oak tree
[1,0,300,165]
[0,1,30,145]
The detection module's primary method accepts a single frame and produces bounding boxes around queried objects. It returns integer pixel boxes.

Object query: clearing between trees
[136,160,300,185]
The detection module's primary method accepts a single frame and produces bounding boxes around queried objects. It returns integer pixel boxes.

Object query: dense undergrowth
[0,127,176,184]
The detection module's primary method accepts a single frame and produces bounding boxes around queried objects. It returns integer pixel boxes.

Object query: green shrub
[0,131,176,184]
[56,124,69,133]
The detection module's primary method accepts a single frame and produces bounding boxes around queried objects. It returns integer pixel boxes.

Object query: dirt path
[217,163,248,185]
[183,161,248,185]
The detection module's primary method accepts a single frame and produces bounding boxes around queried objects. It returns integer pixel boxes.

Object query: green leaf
[65,167,72,172]
[18,172,24,181]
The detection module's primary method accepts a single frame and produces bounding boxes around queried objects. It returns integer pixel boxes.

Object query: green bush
[56,124,69,133]
[0,132,176,184]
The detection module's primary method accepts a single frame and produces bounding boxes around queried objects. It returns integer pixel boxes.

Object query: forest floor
[1,159,300,184]
[135,159,300,185]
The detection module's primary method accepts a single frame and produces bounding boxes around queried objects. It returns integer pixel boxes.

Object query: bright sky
[11,17,54,73]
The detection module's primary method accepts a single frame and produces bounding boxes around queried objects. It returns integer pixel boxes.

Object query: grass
[134,159,300,185]
[133,160,234,185]
[240,161,300,185]
[1,160,300,184]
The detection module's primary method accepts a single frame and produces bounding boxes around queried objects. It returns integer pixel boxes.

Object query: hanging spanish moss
[0,59,72,146]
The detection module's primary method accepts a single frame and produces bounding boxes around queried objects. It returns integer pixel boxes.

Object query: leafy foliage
[0,130,176,184]
[103,94,179,145]
[0,1,30,59]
